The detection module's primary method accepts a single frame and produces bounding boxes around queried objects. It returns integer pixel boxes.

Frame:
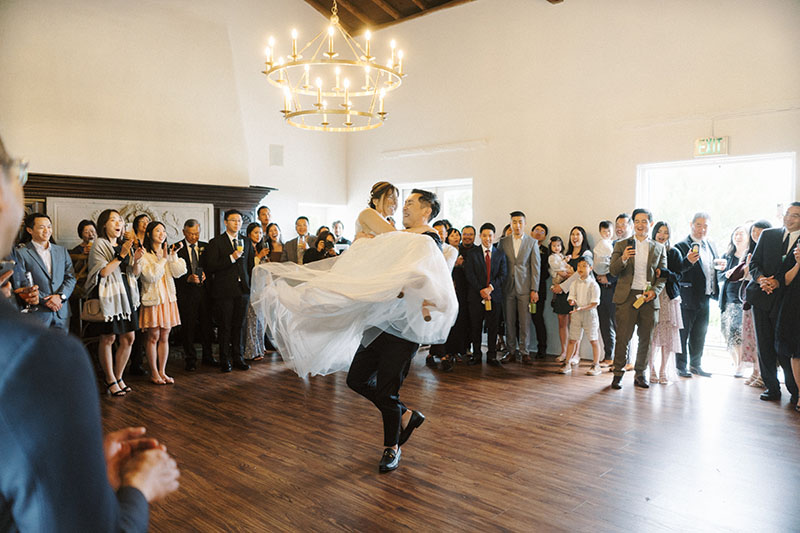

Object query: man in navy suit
[12,212,75,330]
[0,135,179,531]
[204,209,253,372]
[746,202,800,405]
[674,212,719,378]
[465,222,508,366]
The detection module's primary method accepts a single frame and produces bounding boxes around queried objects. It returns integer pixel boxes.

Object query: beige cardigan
[139,251,187,307]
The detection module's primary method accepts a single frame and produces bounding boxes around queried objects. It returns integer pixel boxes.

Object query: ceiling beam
[303,0,335,20]
[371,0,475,31]
[335,0,373,26]
[367,0,401,20]
[409,0,426,10]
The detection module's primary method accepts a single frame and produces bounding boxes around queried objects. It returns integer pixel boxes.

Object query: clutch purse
[80,298,105,322]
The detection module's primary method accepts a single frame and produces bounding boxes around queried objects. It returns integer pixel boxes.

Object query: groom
[346,189,442,473]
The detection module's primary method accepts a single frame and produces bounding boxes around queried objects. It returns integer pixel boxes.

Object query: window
[397,178,473,230]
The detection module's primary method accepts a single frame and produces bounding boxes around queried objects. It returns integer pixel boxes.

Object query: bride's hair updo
[368,181,399,209]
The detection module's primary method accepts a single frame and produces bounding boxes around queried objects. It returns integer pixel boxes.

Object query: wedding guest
[432,219,451,242]
[558,256,602,376]
[281,216,316,264]
[12,213,76,331]
[204,209,252,372]
[553,227,593,365]
[614,213,633,241]
[649,221,683,384]
[549,236,571,361]
[244,222,267,361]
[594,220,615,366]
[674,212,720,378]
[453,225,478,360]
[502,224,512,238]
[777,239,800,411]
[747,203,800,404]
[265,222,285,262]
[609,209,667,390]
[332,219,351,245]
[138,221,186,385]
[530,223,550,358]
[69,219,97,295]
[441,227,463,371]
[742,220,771,387]
[0,135,180,533]
[304,229,337,264]
[85,209,143,396]
[174,219,215,371]
[316,225,330,237]
[720,225,749,377]
[128,213,151,376]
[257,205,271,234]
[465,222,507,366]
[498,211,540,364]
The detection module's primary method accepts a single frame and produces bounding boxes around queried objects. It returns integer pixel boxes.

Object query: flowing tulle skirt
[250,232,458,377]
[652,292,683,353]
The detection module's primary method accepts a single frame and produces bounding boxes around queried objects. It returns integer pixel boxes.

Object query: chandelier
[261,0,406,132]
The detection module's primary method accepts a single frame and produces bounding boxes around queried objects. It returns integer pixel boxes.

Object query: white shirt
[568,275,601,308]
[785,228,800,254]
[481,244,493,288]
[226,231,240,263]
[512,235,522,258]
[632,237,649,290]
[31,240,53,276]
[691,236,715,295]
[592,239,613,275]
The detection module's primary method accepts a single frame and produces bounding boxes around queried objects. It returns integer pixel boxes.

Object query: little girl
[548,236,571,361]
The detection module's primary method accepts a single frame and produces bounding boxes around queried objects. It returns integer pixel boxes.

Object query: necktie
[783,232,791,255]
[485,250,491,287]
[190,244,198,273]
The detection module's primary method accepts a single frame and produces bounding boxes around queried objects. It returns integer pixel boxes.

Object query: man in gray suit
[12,212,75,330]
[609,208,667,390]
[499,211,540,364]
[281,215,316,264]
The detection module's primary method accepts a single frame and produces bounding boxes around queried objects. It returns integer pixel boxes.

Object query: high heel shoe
[105,380,126,397]
[117,380,132,393]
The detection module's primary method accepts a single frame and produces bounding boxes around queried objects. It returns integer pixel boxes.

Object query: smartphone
[169,243,179,254]
[691,243,700,254]
[0,260,15,279]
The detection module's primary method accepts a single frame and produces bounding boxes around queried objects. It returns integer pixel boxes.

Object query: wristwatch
[58,293,66,302]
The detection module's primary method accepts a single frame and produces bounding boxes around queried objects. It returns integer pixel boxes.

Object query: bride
[249,182,458,377]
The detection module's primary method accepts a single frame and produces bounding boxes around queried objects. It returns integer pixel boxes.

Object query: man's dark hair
[479,222,496,234]
[615,213,631,223]
[789,201,800,209]
[576,256,594,268]
[257,205,270,216]
[296,216,309,223]
[632,208,653,222]
[510,211,526,219]
[432,219,451,230]
[599,220,612,231]
[224,209,243,221]
[411,189,440,221]
[183,219,199,228]
[533,223,548,235]
[332,220,343,228]
[461,225,476,233]
[77,219,96,239]
[25,212,50,229]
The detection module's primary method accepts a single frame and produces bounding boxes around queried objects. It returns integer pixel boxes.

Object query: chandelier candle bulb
[390,39,396,66]
[379,88,385,113]
[343,78,350,109]
[264,47,273,67]
[335,66,341,91]
[283,88,290,113]
[328,26,335,56]
[397,50,404,74]
[364,66,371,89]
[303,64,310,88]
[315,78,322,106]
[365,30,371,59]
[322,101,328,125]
[291,29,298,59]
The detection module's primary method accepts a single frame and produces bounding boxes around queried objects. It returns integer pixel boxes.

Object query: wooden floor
[101,351,800,532]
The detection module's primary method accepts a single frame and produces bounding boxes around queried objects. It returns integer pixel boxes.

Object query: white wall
[0,0,347,229]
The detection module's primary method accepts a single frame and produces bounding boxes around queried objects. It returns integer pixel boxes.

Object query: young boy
[558,257,603,375]
[593,220,615,367]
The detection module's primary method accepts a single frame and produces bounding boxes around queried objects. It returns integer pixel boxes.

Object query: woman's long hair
[96,209,121,241]
[265,222,283,253]
[566,226,590,257]
[748,219,772,254]
[652,221,672,251]
[142,221,167,255]
[368,181,398,209]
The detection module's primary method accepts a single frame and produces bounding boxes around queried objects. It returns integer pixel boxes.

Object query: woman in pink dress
[742,220,772,387]
[650,221,683,384]
[139,221,187,385]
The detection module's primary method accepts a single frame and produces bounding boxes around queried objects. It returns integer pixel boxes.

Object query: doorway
[636,152,796,374]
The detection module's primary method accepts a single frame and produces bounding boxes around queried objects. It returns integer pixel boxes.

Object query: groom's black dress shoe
[220,360,233,373]
[760,391,781,401]
[379,447,401,472]
[611,375,622,390]
[233,358,251,371]
[677,369,692,378]
[398,410,425,446]
[790,394,798,407]
[633,375,650,389]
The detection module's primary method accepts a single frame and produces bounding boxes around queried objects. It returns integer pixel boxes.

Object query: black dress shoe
[633,375,650,389]
[690,366,712,377]
[202,357,220,367]
[398,410,425,446]
[441,357,454,372]
[760,391,781,401]
[425,355,438,368]
[220,361,232,373]
[378,447,401,472]
[677,369,692,378]
[184,360,197,371]
[791,394,798,407]
[535,351,546,360]
[487,358,501,367]
[611,375,623,389]
[233,359,251,371]
[467,355,480,366]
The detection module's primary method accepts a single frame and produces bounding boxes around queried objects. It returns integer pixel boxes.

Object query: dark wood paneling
[24,173,276,234]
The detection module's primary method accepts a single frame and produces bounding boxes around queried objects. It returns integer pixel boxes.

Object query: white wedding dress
[249,231,458,377]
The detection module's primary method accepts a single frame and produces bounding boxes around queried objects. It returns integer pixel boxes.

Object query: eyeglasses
[785,212,800,219]
[2,158,28,186]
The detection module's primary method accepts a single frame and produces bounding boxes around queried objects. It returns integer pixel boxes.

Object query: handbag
[80,298,105,322]
[728,260,747,283]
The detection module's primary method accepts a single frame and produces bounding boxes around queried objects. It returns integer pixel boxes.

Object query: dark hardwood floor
[101,351,800,532]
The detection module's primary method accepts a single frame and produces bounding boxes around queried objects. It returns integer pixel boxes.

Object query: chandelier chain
[332,0,338,17]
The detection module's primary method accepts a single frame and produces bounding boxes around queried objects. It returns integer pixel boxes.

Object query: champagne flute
[20,271,34,313]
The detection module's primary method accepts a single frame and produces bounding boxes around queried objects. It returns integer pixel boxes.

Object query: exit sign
[694,136,729,157]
